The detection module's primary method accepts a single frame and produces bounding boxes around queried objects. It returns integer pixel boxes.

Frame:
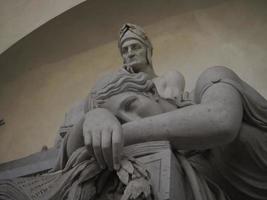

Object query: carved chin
[127,61,145,71]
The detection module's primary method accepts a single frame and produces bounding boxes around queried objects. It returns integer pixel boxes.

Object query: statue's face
[121,39,148,72]
[102,92,165,122]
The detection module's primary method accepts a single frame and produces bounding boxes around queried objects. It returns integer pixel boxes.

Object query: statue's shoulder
[54,97,89,147]
[153,69,185,100]
[162,69,185,84]
[65,97,88,125]
[164,70,185,91]
[194,66,240,103]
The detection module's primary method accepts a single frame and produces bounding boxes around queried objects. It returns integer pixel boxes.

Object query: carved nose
[128,53,135,58]
[127,50,135,58]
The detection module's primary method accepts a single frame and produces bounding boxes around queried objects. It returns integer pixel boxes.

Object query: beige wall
[0,0,267,162]
[0,0,85,54]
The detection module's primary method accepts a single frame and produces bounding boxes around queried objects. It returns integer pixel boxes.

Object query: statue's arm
[65,108,123,170]
[66,116,85,157]
[122,81,243,150]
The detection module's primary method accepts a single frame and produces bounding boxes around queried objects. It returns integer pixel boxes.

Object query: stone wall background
[0,0,85,54]
[0,0,267,162]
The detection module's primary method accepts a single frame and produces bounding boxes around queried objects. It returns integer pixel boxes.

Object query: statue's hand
[83,108,123,170]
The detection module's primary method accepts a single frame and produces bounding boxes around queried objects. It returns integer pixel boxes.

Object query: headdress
[118,23,153,65]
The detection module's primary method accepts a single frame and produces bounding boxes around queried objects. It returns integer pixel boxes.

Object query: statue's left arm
[123,66,244,150]
[65,66,245,169]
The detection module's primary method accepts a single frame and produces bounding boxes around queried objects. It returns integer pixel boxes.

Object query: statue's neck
[140,65,157,79]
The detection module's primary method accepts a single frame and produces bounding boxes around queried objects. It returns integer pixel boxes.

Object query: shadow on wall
[0,0,224,83]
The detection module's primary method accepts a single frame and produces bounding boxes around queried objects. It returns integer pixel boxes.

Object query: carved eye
[121,96,138,112]
[132,43,141,50]
[122,47,127,55]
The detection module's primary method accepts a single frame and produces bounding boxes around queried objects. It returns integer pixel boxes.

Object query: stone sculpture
[57,23,267,200]
[1,23,267,200]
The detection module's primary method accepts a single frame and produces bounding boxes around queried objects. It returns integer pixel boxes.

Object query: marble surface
[0,0,267,162]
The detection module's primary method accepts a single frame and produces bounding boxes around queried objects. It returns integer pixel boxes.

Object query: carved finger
[84,131,93,155]
[112,126,123,170]
[83,130,91,146]
[101,129,113,170]
[92,130,106,169]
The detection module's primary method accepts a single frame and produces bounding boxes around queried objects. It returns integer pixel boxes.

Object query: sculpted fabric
[194,66,267,200]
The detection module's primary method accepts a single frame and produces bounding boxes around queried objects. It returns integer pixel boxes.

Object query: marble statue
[63,23,267,200]
[1,23,267,200]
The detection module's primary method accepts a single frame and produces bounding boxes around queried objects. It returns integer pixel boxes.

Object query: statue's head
[118,23,153,73]
[89,70,167,122]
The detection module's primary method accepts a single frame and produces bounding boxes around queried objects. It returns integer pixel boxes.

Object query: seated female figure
[51,64,267,200]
